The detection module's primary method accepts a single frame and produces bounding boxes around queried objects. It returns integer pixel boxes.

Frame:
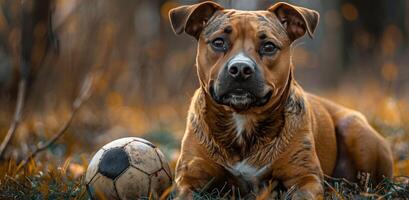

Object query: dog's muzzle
[210,53,272,111]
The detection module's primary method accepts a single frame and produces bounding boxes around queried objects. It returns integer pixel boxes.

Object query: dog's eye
[211,38,227,52]
[260,42,277,55]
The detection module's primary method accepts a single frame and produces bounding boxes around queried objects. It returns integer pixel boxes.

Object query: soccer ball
[85,137,173,199]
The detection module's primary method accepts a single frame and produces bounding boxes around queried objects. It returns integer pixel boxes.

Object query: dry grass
[0,159,408,199]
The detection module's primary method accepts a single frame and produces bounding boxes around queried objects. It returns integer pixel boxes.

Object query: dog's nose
[228,62,255,80]
[227,53,256,80]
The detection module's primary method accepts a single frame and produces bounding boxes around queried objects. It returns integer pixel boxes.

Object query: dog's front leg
[175,156,235,199]
[174,157,207,200]
[284,174,323,200]
[175,156,253,199]
[175,186,194,200]
[276,145,324,199]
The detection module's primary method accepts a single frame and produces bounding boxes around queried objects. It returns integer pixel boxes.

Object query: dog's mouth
[210,86,272,112]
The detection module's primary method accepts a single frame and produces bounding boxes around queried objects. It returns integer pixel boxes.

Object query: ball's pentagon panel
[88,174,119,200]
[124,141,162,174]
[149,169,172,198]
[155,148,173,179]
[102,137,135,150]
[98,148,130,180]
[85,148,105,183]
[115,167,150,200]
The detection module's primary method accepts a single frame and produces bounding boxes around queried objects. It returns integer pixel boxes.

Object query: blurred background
[0,0,408,179]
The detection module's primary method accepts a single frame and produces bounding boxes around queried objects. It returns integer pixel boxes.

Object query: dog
[169,1,393,199]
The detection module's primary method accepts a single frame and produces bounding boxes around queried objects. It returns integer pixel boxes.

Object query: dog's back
[306,93,393,182]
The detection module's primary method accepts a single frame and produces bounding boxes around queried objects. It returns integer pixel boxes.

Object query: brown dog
[169,1,393,199]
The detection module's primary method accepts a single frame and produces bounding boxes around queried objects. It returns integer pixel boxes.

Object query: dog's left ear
[169,1,224,39]
[268,2,319,41]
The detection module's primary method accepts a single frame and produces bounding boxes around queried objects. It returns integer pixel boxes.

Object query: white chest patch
[227,160,262,181]
[227,160,271,182]
[232,113,247,138]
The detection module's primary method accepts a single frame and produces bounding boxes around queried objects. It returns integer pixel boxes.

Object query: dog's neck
[190,70,306,164]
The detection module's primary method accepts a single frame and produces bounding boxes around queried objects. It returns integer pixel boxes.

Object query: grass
[0,142,408,199]
[0,160,87,200]
[0,158,408,200]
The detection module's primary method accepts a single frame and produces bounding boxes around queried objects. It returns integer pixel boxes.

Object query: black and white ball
[85,137,173,199]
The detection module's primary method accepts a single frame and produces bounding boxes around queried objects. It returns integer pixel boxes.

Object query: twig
[18,73,96,169]
[0,78,27,159]
[5,175,29,189]
[324,174,357,187]
[323,180,345,200]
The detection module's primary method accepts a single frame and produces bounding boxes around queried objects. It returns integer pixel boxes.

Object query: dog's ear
[268,2,319,41]
[169,1,223,39]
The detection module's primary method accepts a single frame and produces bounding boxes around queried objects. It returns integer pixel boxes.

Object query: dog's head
[169,1,319,113]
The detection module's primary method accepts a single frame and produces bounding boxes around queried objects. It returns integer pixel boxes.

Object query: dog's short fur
[169,1,393,199]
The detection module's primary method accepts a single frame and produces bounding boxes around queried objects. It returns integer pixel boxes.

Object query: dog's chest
[226,159,273,185]
[230,160,258,175]
[232,113,249,144]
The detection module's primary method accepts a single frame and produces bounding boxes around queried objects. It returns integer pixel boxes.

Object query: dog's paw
[290,191,314,200]
[174,187,194,200]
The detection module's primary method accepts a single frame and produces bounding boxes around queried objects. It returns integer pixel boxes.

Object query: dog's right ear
[169,1,223,39]
[268,2,319,41]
